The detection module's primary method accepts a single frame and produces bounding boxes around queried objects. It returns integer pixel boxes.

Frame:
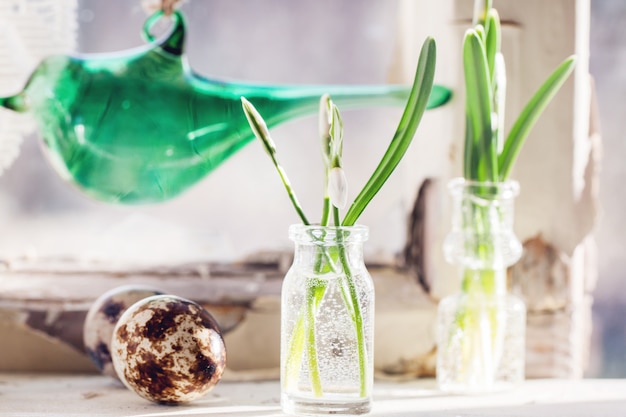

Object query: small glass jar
[281,225,374,416]
[436,178,526,394]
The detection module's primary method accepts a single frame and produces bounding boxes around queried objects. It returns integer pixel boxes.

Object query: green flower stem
[283,311,306,388]
[289,229,367,397]
[300,259,330,396]
[306,284,324,396]
[321,194,331,227]
[335,210,368,396]
[333,207,358,316]
[284,229,341,395]
[283,283,327,392]
[337,240,368,397]
[242,97,324,393]
[455,267,505,385]
[452,196,505,384]
[301,235,335,396]
[241,97,310,224]
[283,232,367,398]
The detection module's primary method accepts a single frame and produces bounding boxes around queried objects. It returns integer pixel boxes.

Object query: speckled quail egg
[111,294,226,404]
[83,285,164,379]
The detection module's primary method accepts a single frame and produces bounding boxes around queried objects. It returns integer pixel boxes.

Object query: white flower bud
[491,111,499,133]
[319,94,332,166]
[493,53,506,152]
[318,94,332,140]
[331,105,343,160]
[241,97,275,154]
[328,167,348,209]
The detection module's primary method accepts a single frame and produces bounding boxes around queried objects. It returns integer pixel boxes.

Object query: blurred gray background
[589,0,626,378]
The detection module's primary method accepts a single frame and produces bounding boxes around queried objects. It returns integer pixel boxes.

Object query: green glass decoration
[0,10,451,204]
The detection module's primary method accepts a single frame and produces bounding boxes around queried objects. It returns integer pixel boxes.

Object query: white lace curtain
[0,0,77,173]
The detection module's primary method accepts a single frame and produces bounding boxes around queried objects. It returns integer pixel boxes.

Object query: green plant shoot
[241,36,438,398]
[463,4,576,182]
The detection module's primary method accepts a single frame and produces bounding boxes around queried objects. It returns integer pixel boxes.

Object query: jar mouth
[447,177,520,199]
[288,224,369,243]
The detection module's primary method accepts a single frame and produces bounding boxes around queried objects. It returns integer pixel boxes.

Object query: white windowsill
[2,374,625,416]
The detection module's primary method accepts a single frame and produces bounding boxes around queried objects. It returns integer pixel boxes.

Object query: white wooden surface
[1,374,625,416]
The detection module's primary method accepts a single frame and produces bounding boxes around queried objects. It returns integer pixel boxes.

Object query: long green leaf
[498,56,577,180]
[484,9,501,82]
[341,37,437,226]
[463,113,476,180]
[463,29,496,181]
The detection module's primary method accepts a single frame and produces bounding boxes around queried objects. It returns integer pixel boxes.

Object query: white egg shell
[83,285,163,378]
[111,294,226,404]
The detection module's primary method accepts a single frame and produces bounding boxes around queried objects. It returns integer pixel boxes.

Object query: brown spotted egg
[83,285,163,379]
[111,294,226,404]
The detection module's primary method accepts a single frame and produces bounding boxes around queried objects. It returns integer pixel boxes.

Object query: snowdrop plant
[437,0,577,393]
[242,37,437,411]
[463,0,576,182]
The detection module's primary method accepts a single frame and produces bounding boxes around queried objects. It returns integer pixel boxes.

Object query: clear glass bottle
[281,224,374,416]
[436,178,526,394]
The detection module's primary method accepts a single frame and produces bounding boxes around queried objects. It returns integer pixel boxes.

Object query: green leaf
[463,113,477,179]
[330,104,344,167]
[484,9,501,82]
[498,55,577,180]
[463,29,497,181]
[319,93,332,168]
[341,37,437,226]
[474,24,486,44]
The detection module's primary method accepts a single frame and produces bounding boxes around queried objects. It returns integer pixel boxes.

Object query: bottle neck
[444,178,522,269]
[293,240,365,273]
[289,225,368,274]
[450,185,517,234]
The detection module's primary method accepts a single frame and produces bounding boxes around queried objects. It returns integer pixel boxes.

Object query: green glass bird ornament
[0,10,451,204]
